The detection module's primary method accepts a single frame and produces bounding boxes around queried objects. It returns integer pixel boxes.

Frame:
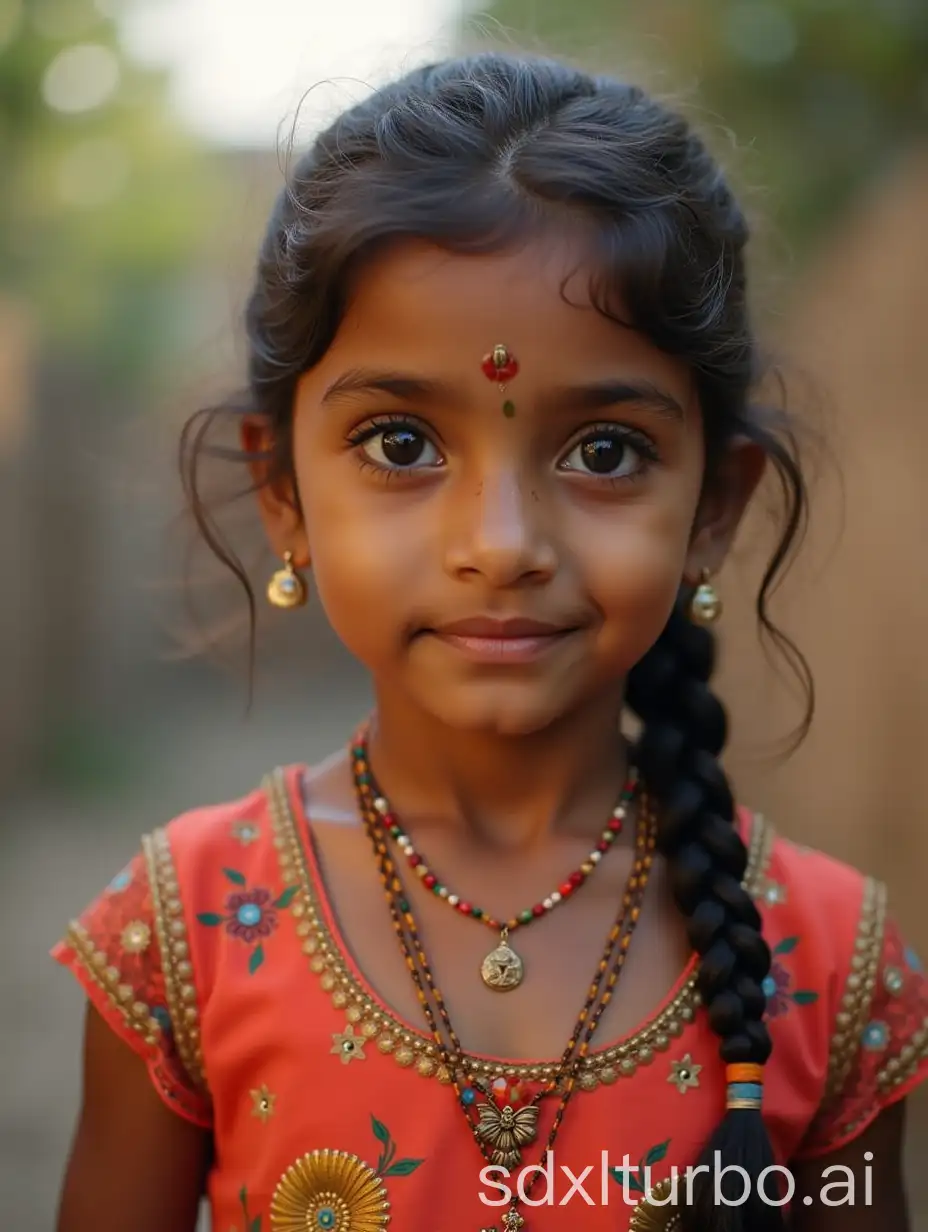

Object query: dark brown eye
[561,431,645,479]
[358,424,443,470]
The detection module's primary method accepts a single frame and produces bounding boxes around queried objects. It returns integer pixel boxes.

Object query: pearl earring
[688,569,722,625]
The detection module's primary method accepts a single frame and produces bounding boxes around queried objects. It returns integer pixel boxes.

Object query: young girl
[53,52,928,1232]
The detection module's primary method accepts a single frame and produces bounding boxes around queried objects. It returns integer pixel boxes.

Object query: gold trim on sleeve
[64,919,161,1046]
[144,829,207,1090]
[822,876,887,1105]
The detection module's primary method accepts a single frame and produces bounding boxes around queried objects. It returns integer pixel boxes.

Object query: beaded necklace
[364,761,639,991]
[350,727,657,1232]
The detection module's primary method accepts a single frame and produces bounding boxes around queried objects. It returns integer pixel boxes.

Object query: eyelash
[344,415,660,485]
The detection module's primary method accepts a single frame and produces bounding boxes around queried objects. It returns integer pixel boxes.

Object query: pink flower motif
[224,888,278,943]
[763,962,792,1018]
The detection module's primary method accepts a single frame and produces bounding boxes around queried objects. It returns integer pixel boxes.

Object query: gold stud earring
[688,568,722,625]
[267,551,307,609]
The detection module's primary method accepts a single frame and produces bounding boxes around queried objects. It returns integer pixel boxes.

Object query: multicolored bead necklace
[350,726,658,1232]
[354,741,639,992]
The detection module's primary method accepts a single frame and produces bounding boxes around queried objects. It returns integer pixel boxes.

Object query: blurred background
[1,0,926,1226]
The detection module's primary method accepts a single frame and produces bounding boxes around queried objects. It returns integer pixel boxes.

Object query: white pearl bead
[448,895,459,907]
[551,892,561,904]
[374,797,389,814]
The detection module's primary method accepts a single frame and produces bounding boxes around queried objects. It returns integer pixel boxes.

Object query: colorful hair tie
[725,1062,764,1110]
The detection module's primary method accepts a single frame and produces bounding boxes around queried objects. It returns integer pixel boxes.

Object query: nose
[443,464,558,587]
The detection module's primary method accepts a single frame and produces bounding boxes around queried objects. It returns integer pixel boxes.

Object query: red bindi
[481,344,518,417]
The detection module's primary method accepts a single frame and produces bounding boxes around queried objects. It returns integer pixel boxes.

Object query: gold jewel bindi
[481,343,519,417]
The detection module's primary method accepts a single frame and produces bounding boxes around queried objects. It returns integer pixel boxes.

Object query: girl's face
[253,236,761,736]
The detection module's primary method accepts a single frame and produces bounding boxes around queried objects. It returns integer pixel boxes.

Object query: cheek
[294,448,434,656]
[574,488,698,645]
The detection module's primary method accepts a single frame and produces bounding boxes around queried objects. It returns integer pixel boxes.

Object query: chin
[415,681,582,739]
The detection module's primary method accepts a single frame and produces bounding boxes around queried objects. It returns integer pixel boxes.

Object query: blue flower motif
[905,946,922,972]
[862,1020,889,1051]
[107,869,132,893]
[237,902,263,927]
[316,1209,337,1229]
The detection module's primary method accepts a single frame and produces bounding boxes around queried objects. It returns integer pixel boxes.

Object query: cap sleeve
[796,897,928,1158]
[51,839,212,1128]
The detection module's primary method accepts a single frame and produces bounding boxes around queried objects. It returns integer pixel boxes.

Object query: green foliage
[0,0,220,385]
[467,0,928,246]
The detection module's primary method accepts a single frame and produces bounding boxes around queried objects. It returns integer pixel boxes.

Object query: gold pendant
[474,1093,539,1168]
[480,929,524,991]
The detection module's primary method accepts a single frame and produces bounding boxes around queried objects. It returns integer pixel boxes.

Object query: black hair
[180,51,813,1231]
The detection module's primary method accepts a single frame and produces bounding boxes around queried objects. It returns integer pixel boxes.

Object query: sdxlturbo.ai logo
[478,1151,874,1209]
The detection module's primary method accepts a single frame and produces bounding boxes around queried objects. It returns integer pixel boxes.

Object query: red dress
[52,765,928,1230]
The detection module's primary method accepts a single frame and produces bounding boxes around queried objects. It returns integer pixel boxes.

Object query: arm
[791,1099,908,1231]
[57,1003,211,1232]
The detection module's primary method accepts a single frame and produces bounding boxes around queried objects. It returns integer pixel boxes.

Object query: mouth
[423,617,583,664]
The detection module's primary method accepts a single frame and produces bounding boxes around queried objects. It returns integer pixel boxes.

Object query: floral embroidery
[905,946,922,972]
[332,1025,366,1065]
[251,1084,277,1123]
[197,869,298,974]
[611,1138,671,1196]
[232,1186,262,1232]
[756,878,787,908]
[883,966,904,995]
[629,1179,681,1231]
[862,1020,890,1051]
[270,1117,423,1231]
[120,920,151,954]
[667,1055,701,1094]
[233,821,261,846]
[226,889,279,942]
[762,937,819,1018]
[107,868,132,893]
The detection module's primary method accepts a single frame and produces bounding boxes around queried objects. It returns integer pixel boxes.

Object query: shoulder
[50,765,305,1126]
[742,808,880,958]
[738,808,928,1158]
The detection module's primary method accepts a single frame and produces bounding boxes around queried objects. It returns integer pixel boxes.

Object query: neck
[361,690,631,853]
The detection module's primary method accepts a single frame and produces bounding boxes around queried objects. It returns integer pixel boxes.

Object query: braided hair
[179,50,814,1231]
[628,601,789,1231]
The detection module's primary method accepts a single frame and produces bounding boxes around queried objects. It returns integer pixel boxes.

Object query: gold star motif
[331,1024,366,1065]
[668,1054,701,1094]
[120,920,151,954]
[250,1084,277,1122]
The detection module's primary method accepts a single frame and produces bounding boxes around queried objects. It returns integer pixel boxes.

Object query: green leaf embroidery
[611,1169,644,1193]
[249,944,265,975]
[197,912,224,926]
[645,1140,671,1166]
[239,1185,247,1208]
[773,936,799,955]
[371,1116,391,1145]
[223,868,247,886]
[250,1218,262,1232]
[274,886,299,909]
[791,990,819,1005]
[384,1158,424,1176]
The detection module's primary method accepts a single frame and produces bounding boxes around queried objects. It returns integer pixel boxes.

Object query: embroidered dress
[52,767,928,1230]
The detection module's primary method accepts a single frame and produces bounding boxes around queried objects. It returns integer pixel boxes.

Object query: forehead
[329,236,689,391]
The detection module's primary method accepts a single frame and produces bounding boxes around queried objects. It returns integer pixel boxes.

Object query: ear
[241,417,310,567]
[684,437,766,582]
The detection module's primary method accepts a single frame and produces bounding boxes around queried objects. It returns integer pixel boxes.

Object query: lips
[422,615,583,664]
[431,617,576,638]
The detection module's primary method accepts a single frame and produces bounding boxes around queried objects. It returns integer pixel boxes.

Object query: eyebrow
[320,368,684,420]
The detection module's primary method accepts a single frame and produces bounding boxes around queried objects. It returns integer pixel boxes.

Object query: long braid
[627,596,784,1232]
